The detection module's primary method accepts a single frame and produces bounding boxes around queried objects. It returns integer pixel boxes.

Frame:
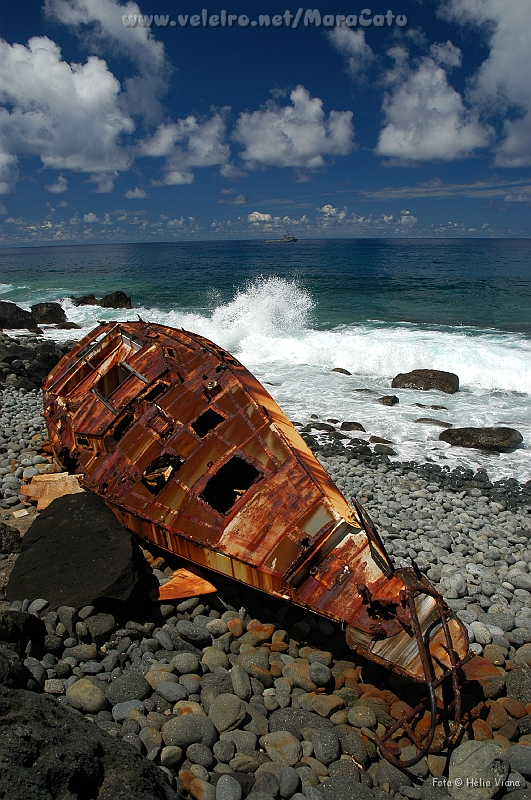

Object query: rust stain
[43,321,470,765]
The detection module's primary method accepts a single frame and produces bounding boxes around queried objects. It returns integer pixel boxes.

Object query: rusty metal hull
[43,321,468,689]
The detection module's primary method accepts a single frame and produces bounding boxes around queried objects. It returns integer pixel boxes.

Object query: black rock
[0,610,46,658]
[99,291,132,309]
[439,427,523,452]
[268,708,333,739]
[106,672,151,705]
[0,646,31,689]
[30,302,67,324]
[71,291,131,309]
[0,521,22,554]
[391,369,459,394]
[378,396,399,406]
[0,686,179,800]
[6,493,153,616]
[331,368,352,376]
[340,422,366,432]
[0,301,39,331]
[318,776,374,800]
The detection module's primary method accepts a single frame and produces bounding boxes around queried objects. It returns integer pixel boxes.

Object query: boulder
[0,610,46,658]
[391,369,459,394]
[71,291,131,309]
[6,493,153,615]
[439,427,523,452]
[448,740,508,800]
[0,301,39,331]
[0,686,179,799]
[340,422,365,432]
[0,521,22,554]
[378,395,399,406]
[30,302,67,324]
[100,291,131,309]
[0,646,31,689]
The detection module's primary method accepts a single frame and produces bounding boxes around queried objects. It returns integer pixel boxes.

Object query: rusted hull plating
[43,321,470,761]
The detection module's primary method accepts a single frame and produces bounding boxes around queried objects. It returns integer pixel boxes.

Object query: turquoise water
[1,239,530,479]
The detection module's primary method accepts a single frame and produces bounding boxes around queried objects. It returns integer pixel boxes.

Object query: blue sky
[0,0,530,244]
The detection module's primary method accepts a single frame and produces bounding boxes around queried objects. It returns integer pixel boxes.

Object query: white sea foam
[32,278,531,482]
[0,284,14,295]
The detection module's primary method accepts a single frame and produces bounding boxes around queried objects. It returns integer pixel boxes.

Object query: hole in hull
[191,409,225,438]
[141,453,184,495]
[200,456,262,515]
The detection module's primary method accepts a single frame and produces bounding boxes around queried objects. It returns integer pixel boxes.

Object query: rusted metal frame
[373,584,470,768]
[349,497,394,577]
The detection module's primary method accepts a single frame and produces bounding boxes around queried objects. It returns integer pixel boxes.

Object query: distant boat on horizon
[266,231,298,243]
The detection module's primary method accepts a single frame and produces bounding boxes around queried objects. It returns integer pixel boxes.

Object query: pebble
[66,678,107,713]
[3,352,531,798]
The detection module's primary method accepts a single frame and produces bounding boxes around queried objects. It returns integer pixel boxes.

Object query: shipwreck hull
[43,321,470,762]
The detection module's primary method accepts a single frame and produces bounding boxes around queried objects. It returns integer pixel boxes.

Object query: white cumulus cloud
[442,0,531,167]
[248,211,272,223]
[141,113,230,185]
[0,36,134,192]
[44,0,169,121]
[124,186,147,198]
[233,86,354,170]
[327,27,375,79]
[45,174,68,193]
[375,46,490,163]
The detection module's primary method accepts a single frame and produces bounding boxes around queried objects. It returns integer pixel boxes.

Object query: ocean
[1,239,530,481]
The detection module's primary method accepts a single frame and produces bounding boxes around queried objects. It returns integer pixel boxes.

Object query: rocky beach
[1,328,531,800]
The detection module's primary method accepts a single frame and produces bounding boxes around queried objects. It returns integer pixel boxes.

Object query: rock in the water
[340,422,366,432]
[71,291,131,309]
[378,395,399,406]
[331,368,352,375]
[0,686,178,799]
[391,369,459,394]
[6,493,153,614]
[99,291,132,309]
[439,427,523,452]
[448,741,508,799]
[30,302,67,324]
[0,301,39,331]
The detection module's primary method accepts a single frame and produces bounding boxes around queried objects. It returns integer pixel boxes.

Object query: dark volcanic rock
[0,301,39,331]
[0,646,31,689]
[30,302,67,324]
[71,291,131,309]
[100,291,131,309]
[6,493,153,615]
[378,395,399,406]
[331,368,352,375]
[0,611,46,658]
[391,369,459,394]
[71,293,99,306]
[0,521,22,554]
[414,418,452,428]
[439,427,523,452]
[340,422,366,432]
[0,686,179,800]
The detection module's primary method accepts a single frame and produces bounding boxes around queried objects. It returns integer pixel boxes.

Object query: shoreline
[3,334,531,796]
